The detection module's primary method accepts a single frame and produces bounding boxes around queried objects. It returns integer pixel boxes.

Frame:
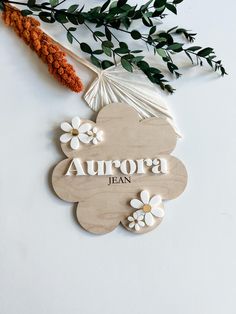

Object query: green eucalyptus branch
[0,0,227,93]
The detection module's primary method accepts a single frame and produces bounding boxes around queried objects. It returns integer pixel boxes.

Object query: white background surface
[0,1,236,313]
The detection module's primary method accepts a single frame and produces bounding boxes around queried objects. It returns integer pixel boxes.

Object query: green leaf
[109,19,121,29]
[142,12,152,27]
[175,28,186,34]
[197,47,214,57]
[101,60,114,69]
[27,0,40,10]
[93,50,103,55]
[67,31,73,44]
[154,5,165,12]
[50,0,59,7]
[187,46,201,51]
[90,55,101,68]
[27,0,35,7]
[131,30,142,40]
[140,0,153,11]
[55,12,68,23]
[122,53,135,60]
[39,11,55,23]
[105,27,112,41]
[173,0,183,3]
[102,41,114,48]
[156,32,174,45]
[102,41,114,57]
[167,43,183,52]
[77,13,84,24]
[102,47,112,57]
[206,58,213,68]
[102,44,111,56]
[114,47,129,54]
[109,0,118,10]
[94,31,105,37]
[80,43,92,54]
[149,67,161,74]
[154,0,166,8]
[121,58,133,72]
[117,0,127,7]
[149,26,156,35]
[167,62,178,73]
[167,26,178,33]
[67,14,78,25]
[93,31,105,41]
[132,56,144,63]
[166,3,177,14]
[165,84,175,93]
[132,50,143,53]
[156,48,166,58]
[21,9,33,16]
[100,0,111,12]
[67,4,79,13]
[137,60,149,71]
[119,42,128,49]
[185,51,194,64]
[220,66,227,76]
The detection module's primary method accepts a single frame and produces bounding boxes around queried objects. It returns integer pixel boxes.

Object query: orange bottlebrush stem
[2,5,83,93]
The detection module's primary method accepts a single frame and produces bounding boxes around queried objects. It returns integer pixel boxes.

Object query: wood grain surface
[52,103,187,234]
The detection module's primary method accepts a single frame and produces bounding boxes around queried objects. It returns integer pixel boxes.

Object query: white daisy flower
[87,127,103,145]
[127,211,145,231]
[60,116,92,150]
[130,190,164,227]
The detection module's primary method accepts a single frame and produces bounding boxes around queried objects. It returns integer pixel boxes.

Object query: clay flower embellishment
[130,190,164,227]
[128,211,145,231]
[60,117,92,150]
[87,127,103,145]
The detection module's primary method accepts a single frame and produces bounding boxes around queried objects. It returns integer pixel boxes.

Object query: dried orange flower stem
[2,5,83,93]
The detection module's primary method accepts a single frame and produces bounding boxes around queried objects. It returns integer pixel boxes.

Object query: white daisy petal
[150,195,162,206]
[127,216,134,222]
[93,138,98,145]
[135,224,140,231]
[78,133,91,144]
[60,133,72,143]
[129,222,135,229]
[96,130,103,141]
[87,130,93,136]
[130,199,143,209]
[93,127,98,133]
[140,190,150,204]
[70,137,80,150]
[72,116,81,129]
[61,122,72,132]
[145,212,154,226]
[136,209,145,216]
[138,221,145,227]
[151,207,165,218]
[79,123,92,133]
[137,215,144,221]
[133,212,138,220]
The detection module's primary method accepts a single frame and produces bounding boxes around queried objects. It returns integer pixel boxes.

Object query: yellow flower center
[71,129,79,136]
[143,204,151,213]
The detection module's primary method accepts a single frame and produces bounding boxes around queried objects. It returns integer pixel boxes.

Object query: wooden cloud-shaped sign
[52,103,187,234]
